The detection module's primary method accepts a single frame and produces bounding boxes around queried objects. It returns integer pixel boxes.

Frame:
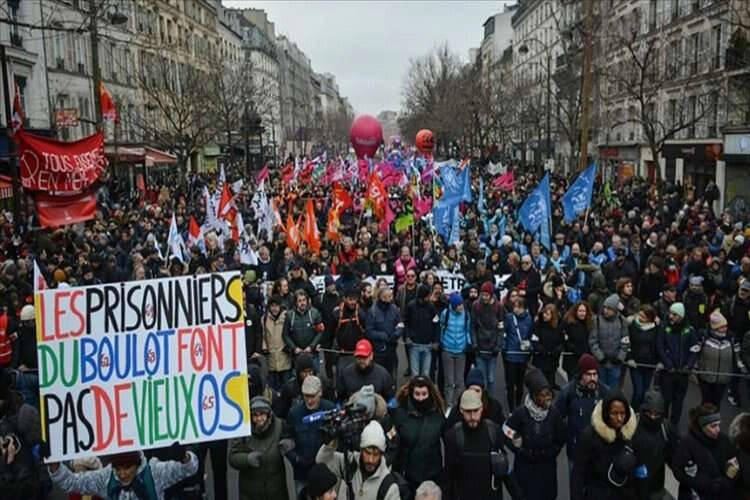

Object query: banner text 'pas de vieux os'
[35,272,252,462]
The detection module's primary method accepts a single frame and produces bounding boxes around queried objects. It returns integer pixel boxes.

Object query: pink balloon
[350,114,383,159]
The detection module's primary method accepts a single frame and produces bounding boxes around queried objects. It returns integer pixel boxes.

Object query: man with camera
[316,420,401,499]
[283,375,336,495]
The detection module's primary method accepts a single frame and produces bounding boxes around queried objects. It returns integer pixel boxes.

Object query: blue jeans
[475,354,498,397]
[600,365,622,388]
[410,343,432,377]
[629,367,654,410]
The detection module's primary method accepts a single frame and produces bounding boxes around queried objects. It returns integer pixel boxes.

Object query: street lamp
[518,39,552,171]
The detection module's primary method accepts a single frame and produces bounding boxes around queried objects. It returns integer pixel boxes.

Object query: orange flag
[303,199,321,255]
[366,173,387,219]
[286,209,300,252]
[326,208,340,243]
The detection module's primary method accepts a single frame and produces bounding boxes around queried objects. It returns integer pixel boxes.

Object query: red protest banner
[17,129,107,194]
[36,191,98,228]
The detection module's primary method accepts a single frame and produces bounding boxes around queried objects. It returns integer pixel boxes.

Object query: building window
[687,95,697,137]
[689,33,699,74]
[707,92,718,137]
[671,0,679,21]
[13,76,27,125]
[649,0,657,31]
[712,24,722,69]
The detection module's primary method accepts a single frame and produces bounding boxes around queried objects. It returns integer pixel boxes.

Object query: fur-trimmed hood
[591,399,638,443]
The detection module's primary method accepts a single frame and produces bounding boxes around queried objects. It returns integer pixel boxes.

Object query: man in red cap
[336,339,395,402]
[554,353,610,482]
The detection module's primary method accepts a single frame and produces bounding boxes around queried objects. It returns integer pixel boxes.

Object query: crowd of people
[0,154,750,500]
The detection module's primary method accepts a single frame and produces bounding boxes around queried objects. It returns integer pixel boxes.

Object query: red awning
[145,147,177,167]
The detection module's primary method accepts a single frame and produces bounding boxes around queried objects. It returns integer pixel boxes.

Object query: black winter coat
[632,416,680,500]
[532,320,564,375]
[672,427,735,500]
[562,319,592,375]
[628,321,660,365]
[571,399,644,500]
[391,400,445,486]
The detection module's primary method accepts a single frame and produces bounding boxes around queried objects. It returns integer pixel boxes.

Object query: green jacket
[283,306,324,349]
[391,400,445,485]
[228,417,292,500]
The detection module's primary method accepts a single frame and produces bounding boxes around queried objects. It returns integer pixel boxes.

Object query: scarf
[524,394,549,422]
[107,462,157,500]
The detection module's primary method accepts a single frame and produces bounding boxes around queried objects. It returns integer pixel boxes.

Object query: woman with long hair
[561,302,594,381]
[532,304,564,388]
[391,376,446,491]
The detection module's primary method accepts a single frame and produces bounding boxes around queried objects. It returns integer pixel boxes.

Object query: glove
[278,439,296,455]
[246,451,263,468]
[626,359,637,369]
[684,460,698,478]
[738,360,748,374]
[655,362,665,372]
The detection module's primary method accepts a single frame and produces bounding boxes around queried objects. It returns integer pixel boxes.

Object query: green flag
[395,213,414,233]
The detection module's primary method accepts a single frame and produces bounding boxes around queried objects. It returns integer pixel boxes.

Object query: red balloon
[350,114,383,159]
[416,129,434,153]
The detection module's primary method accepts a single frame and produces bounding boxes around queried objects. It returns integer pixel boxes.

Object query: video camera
[303,402,370,446]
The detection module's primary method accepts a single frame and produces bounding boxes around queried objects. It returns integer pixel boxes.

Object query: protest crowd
[3,133,750,500]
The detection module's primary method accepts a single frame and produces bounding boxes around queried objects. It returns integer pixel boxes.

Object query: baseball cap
[354,339,373,357]
[459,389,483,410]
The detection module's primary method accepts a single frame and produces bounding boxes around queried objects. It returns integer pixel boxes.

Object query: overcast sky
[224,1,507,115]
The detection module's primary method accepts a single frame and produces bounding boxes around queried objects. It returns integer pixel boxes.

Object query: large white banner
[36,272,252,462]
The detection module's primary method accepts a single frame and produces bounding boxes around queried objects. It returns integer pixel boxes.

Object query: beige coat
[263,310,292,372]
[316,444,400,500]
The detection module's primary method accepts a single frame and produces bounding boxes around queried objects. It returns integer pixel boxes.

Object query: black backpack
[377,470,413,500]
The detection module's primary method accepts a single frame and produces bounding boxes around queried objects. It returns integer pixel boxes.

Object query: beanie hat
[19,305,34,322]
[301,375,322,396]
[481,281,495,295]
[324,274,335,287]
[641,388,665,415]
[243,270,257,284]
[689,275,704,286]
[107,451,141,468]
[501,235,512,245]
[578,353,599,376]
[669,302,686,319]
[250,396,272,413]
[602,294,621,311]
[524,368,550,397]
[296,353,315,375]
[306,463,338,497]
[710,310,728,330]
[359,420,386,452]
[466,367,485,389]
[355,385,376,418]
[449,292,464,309]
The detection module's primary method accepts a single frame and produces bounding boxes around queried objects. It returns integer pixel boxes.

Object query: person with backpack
[332,287,367,373]
[440,293,471,406]
[283,290,326,373]
[561,302,594,382]
[503,297,533,409]
[405,285,439,378]
[366,286,404,379]
[589,294,629,388]
[627,304,660,411]
[471,281,503,397]
[532,303,564,389]
[722,279,750,407]
[316,420,403,500]
[443,389,523,500]
[262,295,293,391]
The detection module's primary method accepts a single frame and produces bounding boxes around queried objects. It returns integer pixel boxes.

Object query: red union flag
[17,129,107,194]
[35,191,98,228]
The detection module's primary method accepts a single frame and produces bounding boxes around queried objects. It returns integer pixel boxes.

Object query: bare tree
[399,43,465,155]
[125,50,219,171]
[599,9,720,179]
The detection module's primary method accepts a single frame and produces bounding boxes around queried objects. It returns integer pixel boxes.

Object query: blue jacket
[365,302,403,354]
[554,380,610,459]
[440,308,471,354]
[503,311,533,363]
[657,320,700,371]
[283,398,336,481]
